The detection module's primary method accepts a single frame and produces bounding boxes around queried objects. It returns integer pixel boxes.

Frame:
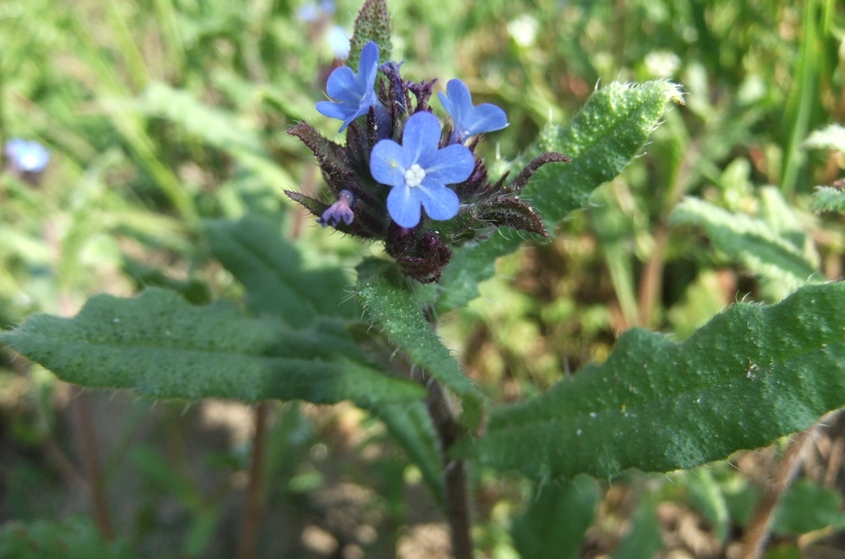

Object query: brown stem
[425,380,473,559]
[636,138,699,328]
[637,225,668,328]
[74,388,114,540]
[739,429,814,559]
[236,401,270,559]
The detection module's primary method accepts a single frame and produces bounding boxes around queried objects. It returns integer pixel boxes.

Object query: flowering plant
[287,33,568,282]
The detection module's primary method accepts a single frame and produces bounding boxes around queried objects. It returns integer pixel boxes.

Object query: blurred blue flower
[438,79,508,144]
[325,25,350,59]
[370,112,474,228]
[297,0,335,23]
[318,189,355,227]
[316,41,380,132]
[5,138,50,173]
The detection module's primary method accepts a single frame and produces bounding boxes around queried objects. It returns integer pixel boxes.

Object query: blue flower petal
[401,112,441,165]
[417,184,460,221]
[420,143,475,186]
[370,111,474,228]
[316,100,352,121]
[370,140,407,188]
[5,138,50,173]
[357,41,380,86]
[438,79,508,142]
[316,41,380,132]
[464,103,508,137]
[387,185,422,228]
[325,67,360,103]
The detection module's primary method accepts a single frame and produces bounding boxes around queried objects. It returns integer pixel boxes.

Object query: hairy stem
[739,428,814,559]
[426,380,472,559]
[237,401,271,559]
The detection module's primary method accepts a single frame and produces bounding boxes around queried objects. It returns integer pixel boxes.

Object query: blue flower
[437,79,508,144]
[325,25,350,60]
[318,189,355,228]
[316,41,380,132]
[4,138,50,173]
[370,112,475,228]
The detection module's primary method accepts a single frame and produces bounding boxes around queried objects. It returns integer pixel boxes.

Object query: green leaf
[0,518,133,559]
[612,495,662,559]
[0,289,424,406]
[671,197,820,296]
[813,186,845,214]
[355,259,483,423]
[349,0,391,69]
[679,467,730,542]
[438,80,683,312]
[129,81,296,191]
[373,401,444,503]
[772,479,845,535]
[205,216,359,324]
[456,283,845,480]
[511,475,600,559]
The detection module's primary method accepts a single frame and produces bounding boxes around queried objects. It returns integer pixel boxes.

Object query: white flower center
[404,164,426,188]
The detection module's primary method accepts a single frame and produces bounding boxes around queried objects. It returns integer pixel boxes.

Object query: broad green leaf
[804,124,845,154]
[355,259,483,422]
[438,81,683,312]
[0,289,423,406]
[671,197,820,296]
[813,186,845,214]
[511,475,599,559]
[456,283,845,480]
[206,217,359,324]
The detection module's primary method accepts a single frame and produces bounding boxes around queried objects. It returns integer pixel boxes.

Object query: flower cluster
[287,40,568,282]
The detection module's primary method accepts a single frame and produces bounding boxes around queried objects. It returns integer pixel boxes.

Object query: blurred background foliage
[1,0,844,557]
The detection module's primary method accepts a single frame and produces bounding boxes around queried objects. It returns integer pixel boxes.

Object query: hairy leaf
[813,185,845,214]
[438,81,683,312]
[356,259,483,422]
[0,289,423,406]
[456,283,845,480]
[671,197,820,294]
[205,217,359,324]
[349,0,391,68]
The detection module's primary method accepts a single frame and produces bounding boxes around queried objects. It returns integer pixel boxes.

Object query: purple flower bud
[317,189,356,227]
